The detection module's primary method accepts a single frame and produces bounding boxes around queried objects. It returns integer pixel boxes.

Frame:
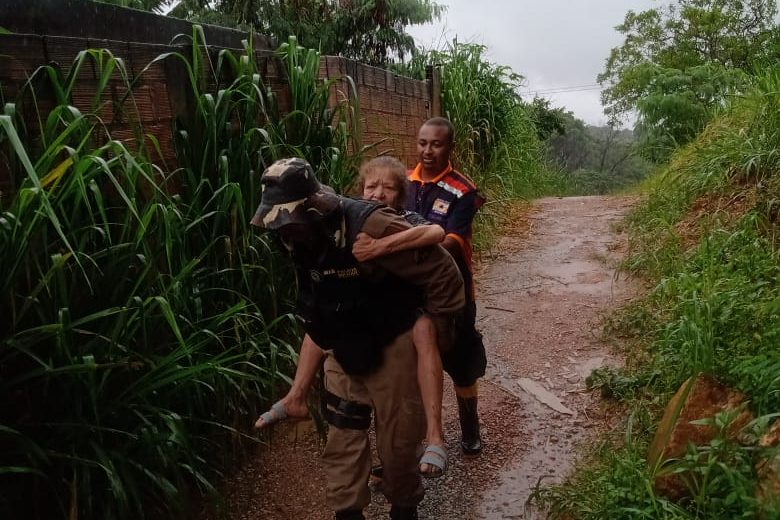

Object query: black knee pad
[323,389,372,430]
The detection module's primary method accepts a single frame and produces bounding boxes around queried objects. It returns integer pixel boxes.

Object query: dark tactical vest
[295,197,422,375]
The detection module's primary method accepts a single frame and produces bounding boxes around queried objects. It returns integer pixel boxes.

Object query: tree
[545,112,653,194]
[333,0,446,65]
[166,0,444,66]
[545,111,591,172]
[599,0,780,160]
[96,0,176,13]
[526,97,567,141]
[631,63,748,161]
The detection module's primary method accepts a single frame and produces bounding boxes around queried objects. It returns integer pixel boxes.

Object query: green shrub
[0,29,361,520]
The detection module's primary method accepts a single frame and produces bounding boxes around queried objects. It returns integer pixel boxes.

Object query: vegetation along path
[203,195,640,520]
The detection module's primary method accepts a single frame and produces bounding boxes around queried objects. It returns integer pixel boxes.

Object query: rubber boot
[335,509,365,520]
[368,464,384,492]
[457,395,482,455]
[389,505,418,519]
[370,465,384,479]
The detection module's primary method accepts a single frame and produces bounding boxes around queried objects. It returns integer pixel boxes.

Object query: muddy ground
[201,195,640,520]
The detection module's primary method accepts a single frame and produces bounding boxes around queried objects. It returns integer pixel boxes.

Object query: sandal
[255,401,288,429]
[419,444,447,478]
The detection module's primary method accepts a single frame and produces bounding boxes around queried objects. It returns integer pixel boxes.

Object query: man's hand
[352,232,387,262]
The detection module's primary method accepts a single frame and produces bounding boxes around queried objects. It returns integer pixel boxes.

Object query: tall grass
[0,29,362,519]
[536,67,780,519]
[274,37,367,191]
[424,41,569,200]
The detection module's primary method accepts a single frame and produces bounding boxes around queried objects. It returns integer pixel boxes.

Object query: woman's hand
[352,232,385,261]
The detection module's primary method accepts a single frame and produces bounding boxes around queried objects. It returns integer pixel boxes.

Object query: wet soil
[201,195,639,520]
[474,195,639,519]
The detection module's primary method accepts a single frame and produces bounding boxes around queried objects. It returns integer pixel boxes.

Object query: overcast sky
[407,0,661,127]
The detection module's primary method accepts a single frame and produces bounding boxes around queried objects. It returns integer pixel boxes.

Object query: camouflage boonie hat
[250,157,340,229]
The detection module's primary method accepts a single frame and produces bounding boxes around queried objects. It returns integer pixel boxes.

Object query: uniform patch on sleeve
[432,198,450,215]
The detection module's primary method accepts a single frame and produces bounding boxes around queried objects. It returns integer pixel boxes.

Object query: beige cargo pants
[322,328,425,512]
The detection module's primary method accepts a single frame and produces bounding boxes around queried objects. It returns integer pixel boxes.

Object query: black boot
[335,509,365,520]
[457,395,482,455]
[389,505,418,519]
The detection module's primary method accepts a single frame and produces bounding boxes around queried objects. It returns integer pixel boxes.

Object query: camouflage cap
[250,157,340,229]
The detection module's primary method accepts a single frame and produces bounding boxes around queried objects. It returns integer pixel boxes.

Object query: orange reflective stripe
[408,162,454,184]
[446,232,466,252]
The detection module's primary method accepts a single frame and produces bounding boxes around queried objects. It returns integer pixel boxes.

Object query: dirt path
[202,195,639,520]
[473,195,638,519]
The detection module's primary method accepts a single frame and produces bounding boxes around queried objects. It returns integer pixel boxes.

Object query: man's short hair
[422,117,455,144]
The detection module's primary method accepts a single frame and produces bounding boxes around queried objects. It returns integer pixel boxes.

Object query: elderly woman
[255,156,450,478]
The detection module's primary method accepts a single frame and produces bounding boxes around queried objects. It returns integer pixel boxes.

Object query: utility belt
[322,388,372,430]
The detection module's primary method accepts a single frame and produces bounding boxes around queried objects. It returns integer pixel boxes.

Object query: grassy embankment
[538,68,780,519]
